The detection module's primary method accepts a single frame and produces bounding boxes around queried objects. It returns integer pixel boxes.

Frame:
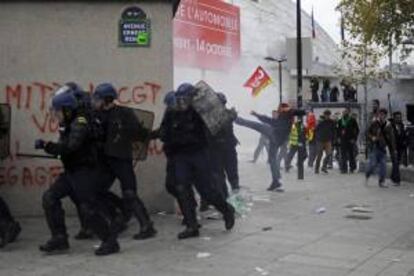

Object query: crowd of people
[243,106,360,191]
[310,78,358,103]
[249,104,410,189]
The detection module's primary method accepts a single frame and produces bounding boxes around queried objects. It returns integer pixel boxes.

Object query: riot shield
[0,104,11,160]
[193,81,233,135]
[130,107,155,161]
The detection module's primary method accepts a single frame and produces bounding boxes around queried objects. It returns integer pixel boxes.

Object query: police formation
[0,82,238,256]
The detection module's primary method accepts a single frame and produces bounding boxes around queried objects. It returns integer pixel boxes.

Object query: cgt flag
[244,66,272,97]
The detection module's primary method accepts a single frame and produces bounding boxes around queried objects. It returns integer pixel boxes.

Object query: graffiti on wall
[0,81,165,187]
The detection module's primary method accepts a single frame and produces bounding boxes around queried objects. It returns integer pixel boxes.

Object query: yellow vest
[289,124,299,146]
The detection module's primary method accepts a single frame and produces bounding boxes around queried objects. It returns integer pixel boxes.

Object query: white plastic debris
[201,237,212,241]
[315,207,326,214]
[252,196,271,202]
[157,211,167,216]
[196,252,211,258]
[351,207,373,213]
[255,267,269,275]
[409,194,414,198]
[391,258,401,263]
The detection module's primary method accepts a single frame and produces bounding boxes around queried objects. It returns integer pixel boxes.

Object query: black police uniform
[0,109,21,248]
[65,91,128,239]
[208,110,239,199]
[98,105,156,240]
[161,106,235,239]
[40,114,119,255]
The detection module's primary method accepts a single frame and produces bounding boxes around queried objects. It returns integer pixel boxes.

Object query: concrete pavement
[1,153,414,276]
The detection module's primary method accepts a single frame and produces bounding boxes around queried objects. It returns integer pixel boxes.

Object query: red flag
[311,7,316,39]
[244,66,272,97]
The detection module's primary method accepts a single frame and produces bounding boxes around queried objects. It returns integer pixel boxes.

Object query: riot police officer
[216,93,240,192]
[36,87,120,256]
[92,83,157,240]
[0,197,21,248]
[0,106,21,248]
[160,83,235,239]
[58,83,129,240]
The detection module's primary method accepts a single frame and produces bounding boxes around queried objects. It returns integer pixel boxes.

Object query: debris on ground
[351,207,373,213]
[157,211,167,216]
[201,237,211,241]
[315,207,326,214]
[262,227,273,232]
[196,252,212,258]
[254,266,269,275]
[409,194,414,198]
[205,212,221,220]
[252,195,271,202]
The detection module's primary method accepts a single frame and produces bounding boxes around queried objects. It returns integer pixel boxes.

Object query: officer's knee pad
[42,190,57,209]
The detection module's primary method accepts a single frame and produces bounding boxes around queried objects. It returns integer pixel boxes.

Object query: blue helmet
[94,83,118,100]
[176,83,195,98]
[65,82,83,94]
[217,92,227,105]
[51,88,78,111]
[163,91,177,107]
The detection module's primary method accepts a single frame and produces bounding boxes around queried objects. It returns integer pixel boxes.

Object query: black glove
[34,139,45,149]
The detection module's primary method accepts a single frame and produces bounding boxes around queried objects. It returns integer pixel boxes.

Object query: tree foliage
[334,41,390,87]
[337,0,414,60]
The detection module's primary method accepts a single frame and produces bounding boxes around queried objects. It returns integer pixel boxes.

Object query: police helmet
[51,89,78,111]
[94,83,118,100]
[176,83,195,98]
[65,82,83,93]
[163,91,177,107]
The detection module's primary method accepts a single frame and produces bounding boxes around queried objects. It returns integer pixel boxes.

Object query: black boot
[199,200,210,212]
[0,221,7,248]
[74,228,94,240]
[95,239,120,256]
[223,205,235,230]
[39,235,69,253]
[130,198,157,240]
[133,222,157,240]
[6,221,21,243]
[178,227,200,240]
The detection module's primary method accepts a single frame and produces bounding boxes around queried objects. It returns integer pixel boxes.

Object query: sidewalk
[1,153,414,276]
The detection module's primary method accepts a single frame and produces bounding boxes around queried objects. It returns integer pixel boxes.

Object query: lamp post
[264,56,287,103]
[296,0,304,180]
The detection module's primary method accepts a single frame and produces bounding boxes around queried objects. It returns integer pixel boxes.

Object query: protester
[389,111,407,185]
[314,110,335,174]
[310,77,319,102]
[306,111,317,168]
[330,86,340,102]
[285,118,308,172]
[337,108,359,174]
[366,108,396,188]
[321,79,330,103]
